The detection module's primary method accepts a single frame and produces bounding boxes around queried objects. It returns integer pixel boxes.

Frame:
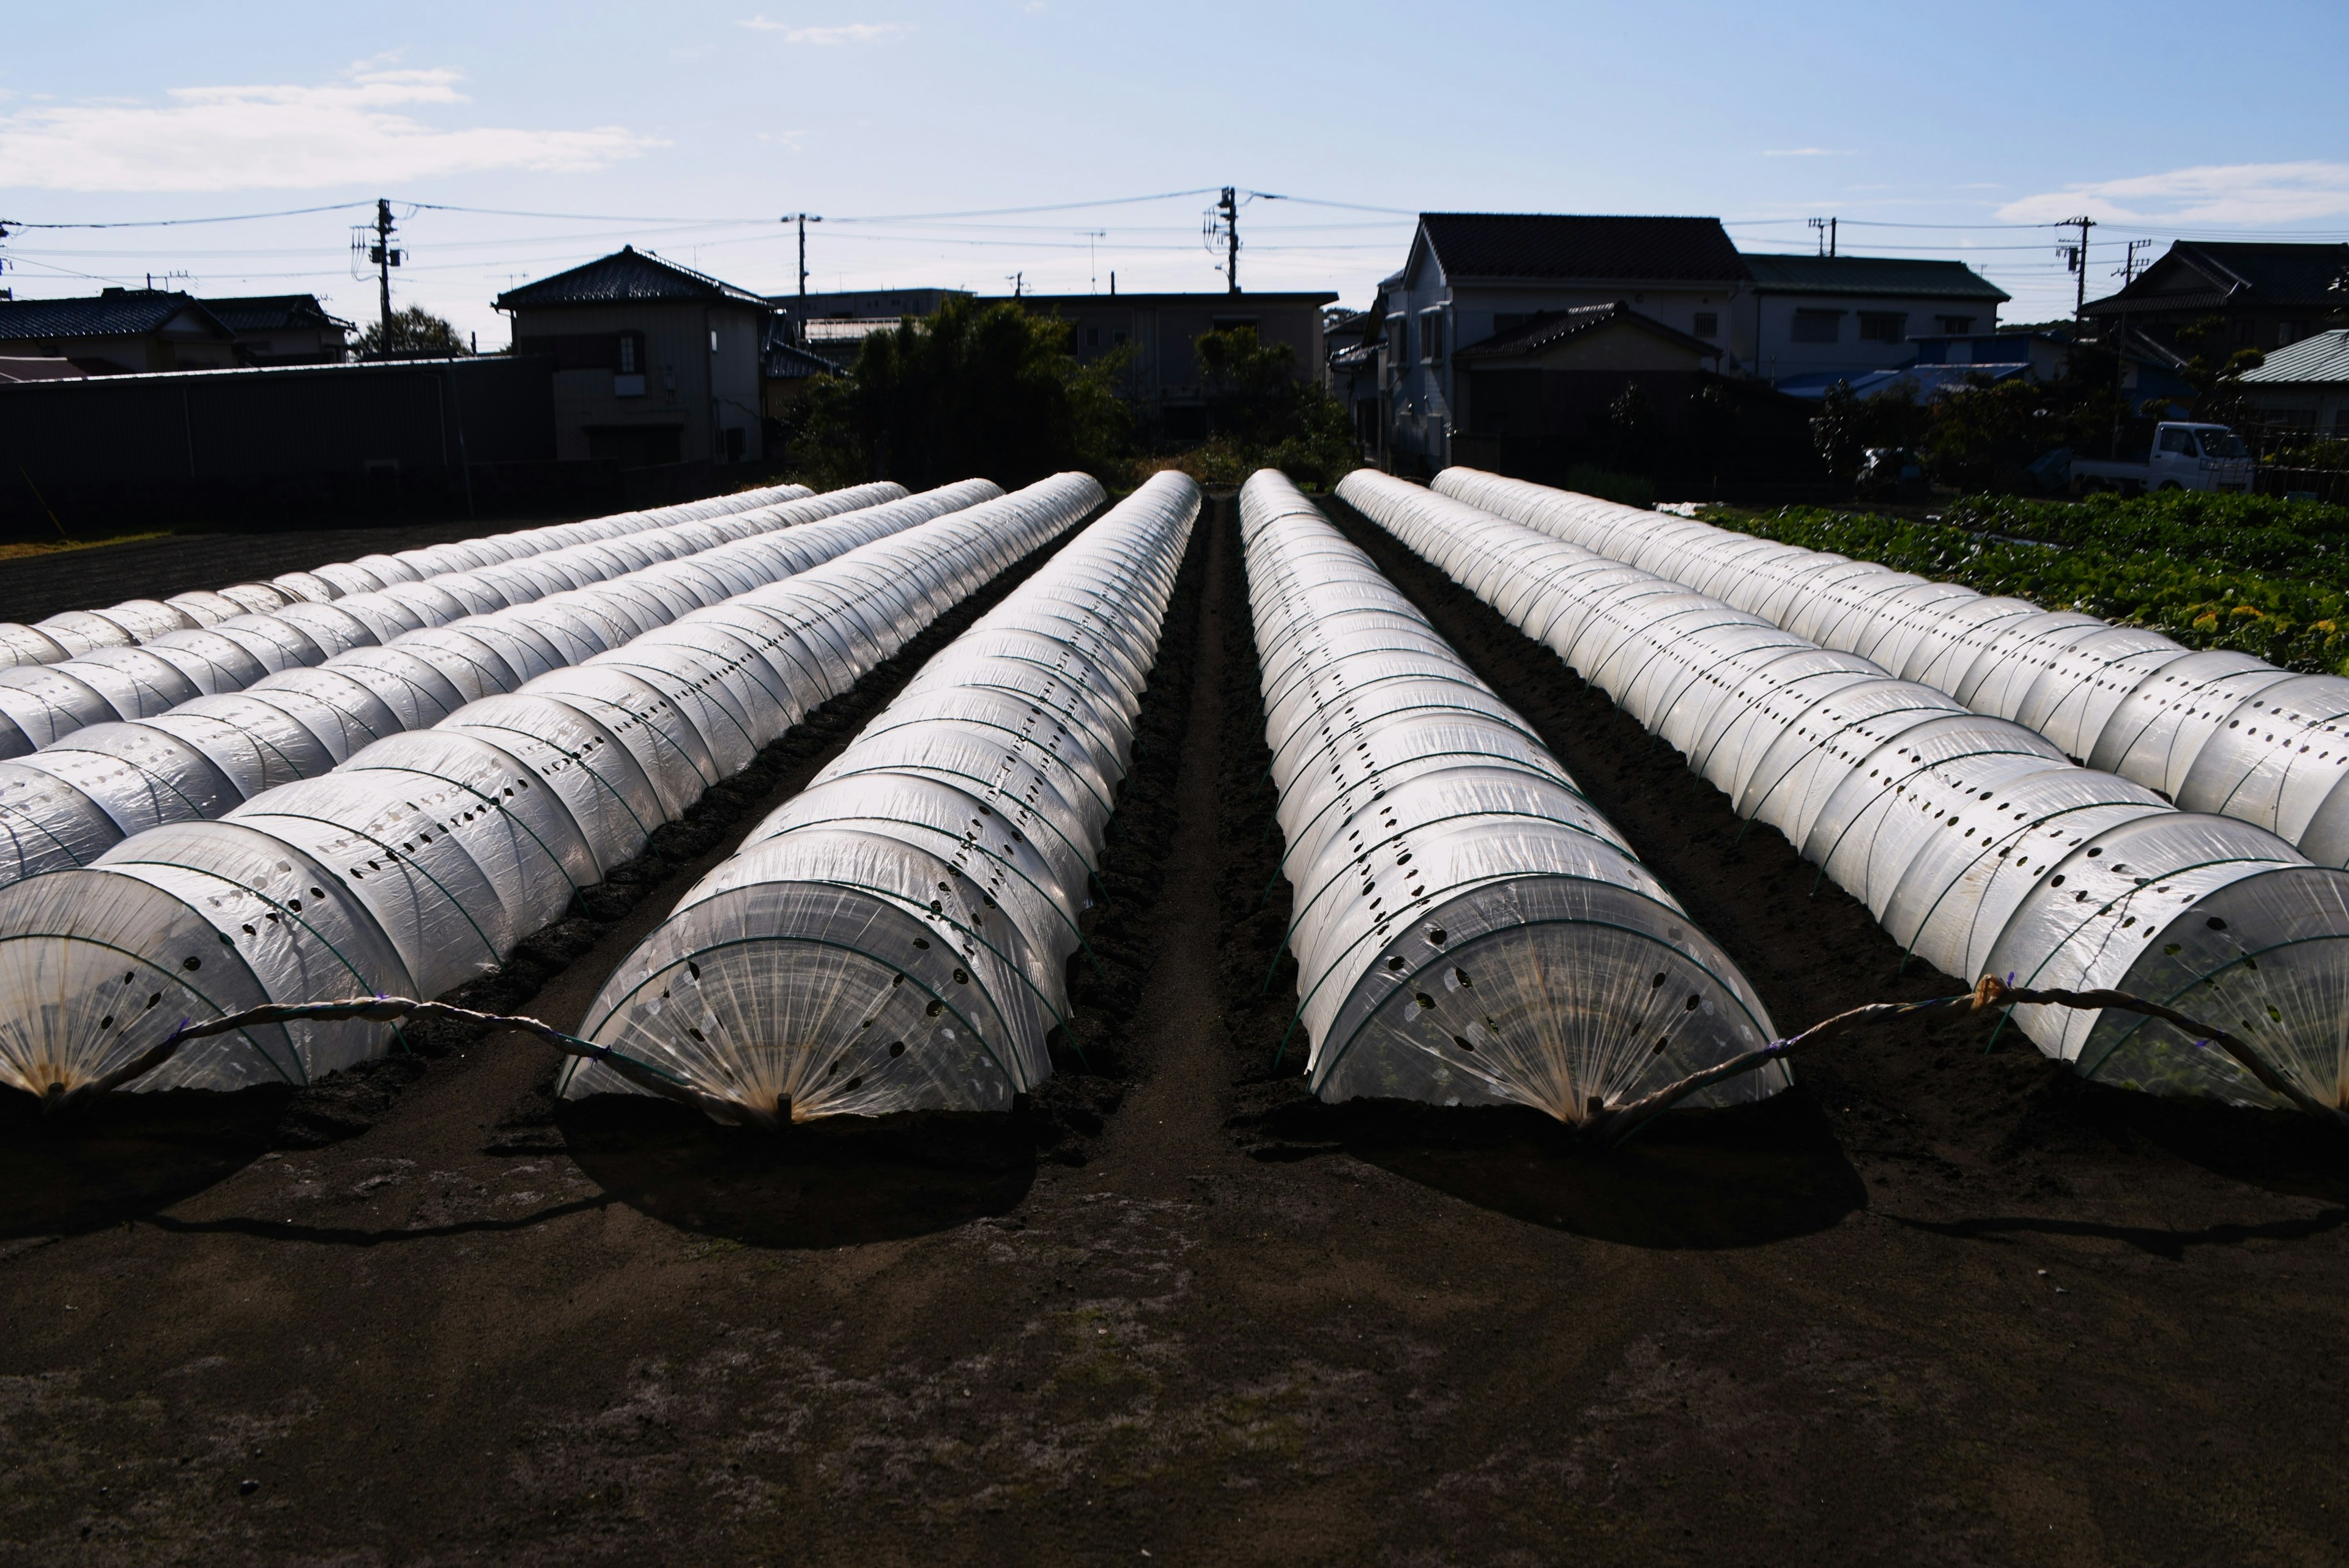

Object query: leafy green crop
[1706,496,2349,675]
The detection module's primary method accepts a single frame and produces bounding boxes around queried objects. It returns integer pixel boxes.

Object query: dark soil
[2,495,2347,1567]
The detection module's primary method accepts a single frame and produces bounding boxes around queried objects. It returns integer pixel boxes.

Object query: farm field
[1704,490,2349,675]
[2,490,2348,1568]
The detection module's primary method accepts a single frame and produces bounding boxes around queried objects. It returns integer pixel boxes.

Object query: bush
[1560,464,1655,510]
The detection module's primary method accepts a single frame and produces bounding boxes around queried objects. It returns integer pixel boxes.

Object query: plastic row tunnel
[0,474,1104,1100]
[0,481,815,674]
[1242,470,1782,1123]
[1343,470,2349,1114]
[558,470,1202,1125]
[0,483,1001,891]
[0,483,905,758]
[1436,467,2349,871]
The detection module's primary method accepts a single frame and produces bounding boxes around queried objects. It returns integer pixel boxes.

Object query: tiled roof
[202,294,354,333]
[1742,253,2009,301]
[0,290,231,341]
[2085,241,2349,316]
[1454,300,1723,359]
[1418,214,1750,284]
[2241,328,2349,385]
[496,247,768,309]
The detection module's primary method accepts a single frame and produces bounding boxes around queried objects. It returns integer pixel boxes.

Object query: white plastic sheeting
[1436,468,2349,872]
[0,483,991,892]
[0,483,812,672]
[0,474,1100,1098]
[1348,470,2349,1112]
[1247,472,1781,1123]
[0,484,893,757]
[560,471,1198,1123]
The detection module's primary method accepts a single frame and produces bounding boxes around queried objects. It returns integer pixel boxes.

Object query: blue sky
[5,1,2346,342]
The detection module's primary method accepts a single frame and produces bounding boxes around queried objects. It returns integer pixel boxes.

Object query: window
[1791,309,1843,344]
[1387,316,1406,366]
[1112,330,1127,346]
[1085,327,1100,348]
[2280,320,2308,346]
[1858,311,1907,344]
[2158,427,2199,455]
[616,333,641,374]
[1935,315,1974,335]
[1693,311,1719,338]
[1420,308,1444,362]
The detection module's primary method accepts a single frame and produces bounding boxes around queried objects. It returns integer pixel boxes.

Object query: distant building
[2239,329,2349,435]
[775,287,971,330]
[999,289,1338,438]
[2084,242,2349,356]
[1742,254,2008,383]
[1376,213,1752,470]
[760,320,836,424]
[1448,301,1724,476]
[0,289,241,374]
[201,294,354,365]
[497,246,769,468]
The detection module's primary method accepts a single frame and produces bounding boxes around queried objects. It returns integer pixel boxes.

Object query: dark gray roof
[1742,253,2008,302]
[2084,241,2349,316]
[1418,214,1749,284]
[497,246,768,309]
[1455,300,1724,359]
[202,294,354,333]
[0,289,233,341]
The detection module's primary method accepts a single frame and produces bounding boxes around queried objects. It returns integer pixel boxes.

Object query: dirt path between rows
[2,497,2347,1567]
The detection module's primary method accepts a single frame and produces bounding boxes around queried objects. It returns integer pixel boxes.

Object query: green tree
[1600,380,1660,476]
[787,297,1129,490]
[1178,325,1357,486]
[1811,379,1868,481]
[357,305,472,357]
[1686,378,1738,488]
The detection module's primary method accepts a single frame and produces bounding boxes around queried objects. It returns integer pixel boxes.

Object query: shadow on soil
[557,1095,1036,1249]
[1237,1087,1866,1249]
[0,1086,286,1239]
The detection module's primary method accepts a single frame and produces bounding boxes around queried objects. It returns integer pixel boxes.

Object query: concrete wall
[510,300,765,465]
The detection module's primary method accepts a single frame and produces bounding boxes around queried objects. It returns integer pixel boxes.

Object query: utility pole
[2115,238,2151,286]
[369,199,402,352]
[1007,272,1023,298]
[783,213,821,339]
[1808,216,1837,257]
[1219,186,1239,294]
[2058,215,2096,320]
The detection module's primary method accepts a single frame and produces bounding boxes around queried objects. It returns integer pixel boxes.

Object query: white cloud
[1762,147,1850,157]
[2000,161,2349,225]
[0,66,659,192]
[735,18,913,43]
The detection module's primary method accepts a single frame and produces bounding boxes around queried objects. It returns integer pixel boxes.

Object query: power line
[1,201,374,230]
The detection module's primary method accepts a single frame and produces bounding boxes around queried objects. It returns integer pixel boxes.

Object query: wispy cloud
[2001,161,2349,224]
[1762,147,1850,157]
[735,18,913,43]
[0,65,659,191]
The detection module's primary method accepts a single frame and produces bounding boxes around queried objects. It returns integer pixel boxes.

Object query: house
[0,289,242,374]
[495,247,769,468]
[2082,241,2349,356]
[999,290,1338,438]
[1447,302,1724,477]
[1376,213,1753,470]
[1743,254,2008,383]
[759,320,836,424]
[1772,329,2064,402]
[775,287,971,334]
[2238,329,2349,435]
[201,294,354,365]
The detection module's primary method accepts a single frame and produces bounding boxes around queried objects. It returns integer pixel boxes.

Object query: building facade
[2084,242,2349,357]
[497,247,768,468]
[1003,290,1337,437]
[2239,330,2349,435]
[1743,254,2008,383]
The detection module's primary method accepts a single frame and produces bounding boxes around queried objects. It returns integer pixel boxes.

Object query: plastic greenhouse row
[0,482,917,761]
[1242,471,1784,1123]
[0,482,998,892]
[0,481,814,674]
[1436,468,2349,871]
[0,473,1105,1102]
[558,470,1201,1126]
[1341,470,2349,1115]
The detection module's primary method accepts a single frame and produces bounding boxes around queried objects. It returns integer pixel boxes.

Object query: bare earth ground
[1,496,2347,1566]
